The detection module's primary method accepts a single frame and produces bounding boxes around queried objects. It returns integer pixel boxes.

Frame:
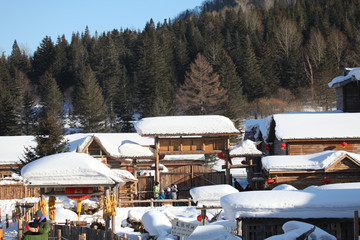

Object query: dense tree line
[1,0,360,136]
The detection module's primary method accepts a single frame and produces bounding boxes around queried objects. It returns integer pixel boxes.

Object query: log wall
[0,183,40,200]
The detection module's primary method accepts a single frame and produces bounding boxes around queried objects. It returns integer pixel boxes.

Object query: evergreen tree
[177,53,227,115]
[73,65,108,132]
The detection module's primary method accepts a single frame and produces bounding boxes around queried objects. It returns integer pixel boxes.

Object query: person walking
[170,184,178,205]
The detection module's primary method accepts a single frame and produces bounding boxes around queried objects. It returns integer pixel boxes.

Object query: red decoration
[280,143,286,149]
[126,168,132,173]
[321,177,331,184]
[266,178,275,184]
[217,153,233,160]
[241,160,247,165]
[65,187,93,201]
[341,142,348,147]
[265,144,271,151]
[197,214,208,222]
[159,154,165,160]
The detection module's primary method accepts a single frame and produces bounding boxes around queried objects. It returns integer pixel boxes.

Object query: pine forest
[1,0,360,136]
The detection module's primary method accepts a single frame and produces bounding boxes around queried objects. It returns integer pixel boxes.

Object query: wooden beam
[155,136,160,183]
[221,164,257,169]
[159,150,223,155]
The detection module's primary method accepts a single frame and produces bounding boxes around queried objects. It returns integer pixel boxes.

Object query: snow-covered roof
[21,152,125,187]
[111,169,137,181]
[118,140,155,159]
[190,184,238,207]
[246,111,360,142]
[262,150,360,172]
[328,67,360,88]
[220,187,360,220]
[134,115,240,136]
[0,136,36,165]
[229,140,262,157]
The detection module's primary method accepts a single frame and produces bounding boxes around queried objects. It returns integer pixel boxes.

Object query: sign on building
[171,219,199,237]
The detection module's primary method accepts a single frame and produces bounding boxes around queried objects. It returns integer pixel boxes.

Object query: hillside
[1,0,359,135]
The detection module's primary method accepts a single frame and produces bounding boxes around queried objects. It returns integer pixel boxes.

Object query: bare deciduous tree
[177,53,227,115]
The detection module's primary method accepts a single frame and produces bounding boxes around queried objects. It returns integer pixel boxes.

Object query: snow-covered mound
[272,184,298,191]
[141,210,172,237]
[265,221,336,240]
[220,189,360,220]
[21,152,124,186]
[185,224,241,240]
[190,184,238,207]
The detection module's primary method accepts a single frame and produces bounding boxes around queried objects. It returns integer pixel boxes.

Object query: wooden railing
[118,198,193,207]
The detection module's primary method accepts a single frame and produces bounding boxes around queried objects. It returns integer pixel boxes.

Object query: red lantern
[280,143,286,150]
[159,154,165,160]
[241,160,247,165]
[65,187,93,201]
[341,142,348,147]
[197,214,208,222]
[265,144,271,151]
[266,178,275,184]
[321,177,331,184]
[126,168,132,173]
[217,153,227,160]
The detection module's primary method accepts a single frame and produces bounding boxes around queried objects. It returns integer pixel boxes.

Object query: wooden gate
[161,165,226,199]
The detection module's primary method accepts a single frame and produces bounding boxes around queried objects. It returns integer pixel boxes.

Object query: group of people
[153,182,178,200]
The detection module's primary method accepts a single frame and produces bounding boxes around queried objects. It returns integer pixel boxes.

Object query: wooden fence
[240,216,359,240]
[0,183,40,200]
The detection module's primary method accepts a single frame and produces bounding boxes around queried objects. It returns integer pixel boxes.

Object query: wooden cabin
[262,151,360,189]
[329,67,360,113]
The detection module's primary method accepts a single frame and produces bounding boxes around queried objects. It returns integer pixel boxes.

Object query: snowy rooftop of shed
[229,139,262,157]
[21,152,125,187]
[134,115,240,136]
[262,150,360,172]
[246,111,360,142]
[328,67,360,88]
[220,185,360,220]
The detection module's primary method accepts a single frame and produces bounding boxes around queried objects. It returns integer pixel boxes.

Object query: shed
[134,115,241,184]
[261,150,360,189]
[328,67,360,112]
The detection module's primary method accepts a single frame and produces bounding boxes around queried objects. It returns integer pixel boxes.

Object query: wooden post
[236,218,241,237]
[57,229,61,240]
[123,233,127,238]
[201,209,206,226]
[150,199,154,207]
[354,210,359,240]
[6,214,9,228]
[188,198,192,206]
[105,188,110,230]
[155,136,160,184]
[137,236,142,240]
[18,219,23,240]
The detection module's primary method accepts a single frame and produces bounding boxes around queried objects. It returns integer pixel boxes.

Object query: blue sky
[0,0,204,56]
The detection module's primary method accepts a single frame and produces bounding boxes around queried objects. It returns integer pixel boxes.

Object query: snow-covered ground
[3,182,359,240]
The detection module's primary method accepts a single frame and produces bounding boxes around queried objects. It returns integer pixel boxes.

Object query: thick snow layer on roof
[21,152,124,186]
[262,150,360,171]
[134,115,240,136]
[274,112,360,140]
[328,67,360,88]
[111,169,137,181]
[190,184,238,207]
[0,136,36,165]
[118,140,155,158]
[220,188,360,220]
[230,140,262,156]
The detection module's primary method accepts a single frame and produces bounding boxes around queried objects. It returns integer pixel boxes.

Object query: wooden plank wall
[287,140,360,155]
[0,184,40,200]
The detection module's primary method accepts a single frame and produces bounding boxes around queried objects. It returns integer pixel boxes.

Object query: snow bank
[272,184,298,191]
[142,210,172,237]
[265,221,336,240]
[190,185,238,207]
[21,152,125,186]
[185,225,241,240]
[220,189,360,220]
[135,115,240,136]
